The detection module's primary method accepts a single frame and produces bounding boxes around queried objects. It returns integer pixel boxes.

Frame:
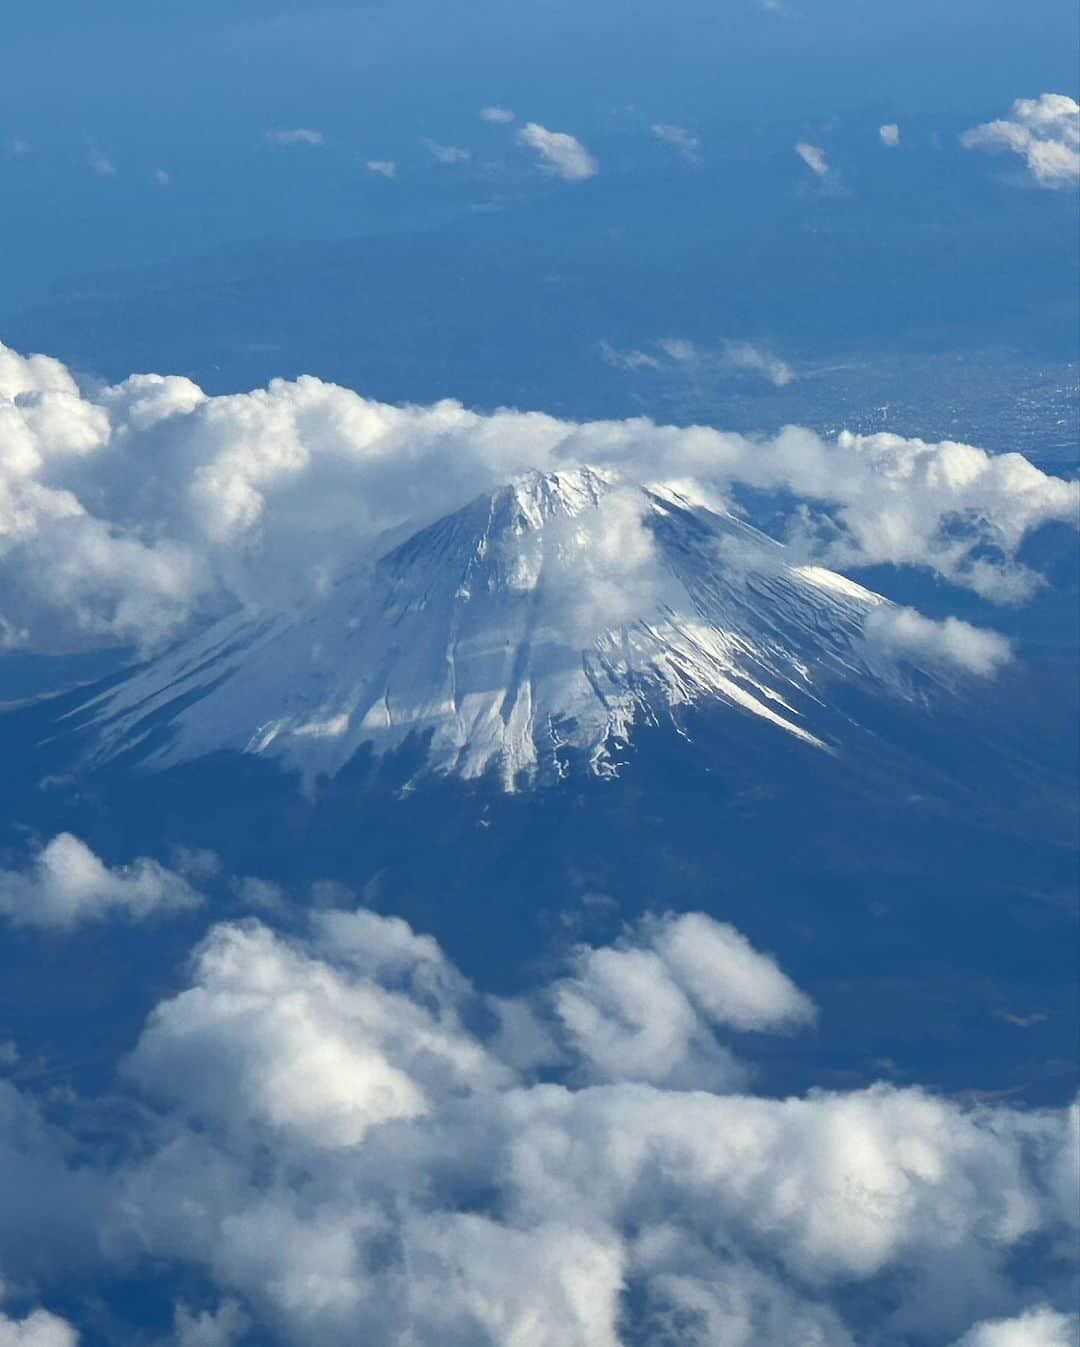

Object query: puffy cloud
[103,905,1078,1345]
[0,834,202,930]
[639,1252,854,1346]
[399,1216,626,1347]
[952,1307,1080,1347]
[863,606,1013,678]
[0,1308,78,1347]
[643,912,815,1031]
[771,428,1076,602]
[795,142,829,177]
[548,912,813,1088]
[127,914,509,1146]
[517,122,598,181]
[651,123,701,163]
[480,105,515,124]
[962,94,1080,189]
[880,123,901,148]
[0,341,1074,660]
[0,893,1074,1345]
[266,128,324,147]
[365,159,396,178]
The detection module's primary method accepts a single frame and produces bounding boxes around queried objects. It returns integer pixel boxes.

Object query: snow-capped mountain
[77,467,936,789]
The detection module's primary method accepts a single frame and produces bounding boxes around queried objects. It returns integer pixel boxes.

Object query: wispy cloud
[663,337,795,388]
[480,105,515,124]
[87,144,116,176]
[599,341,663,372]
[424,140,470,165]
[267,128,325,147]
[879,123,900,148]
[604,336,795,388]
[651,123,701,163]
[366,159,397,179]
[794,142,829,177]
[517,122,598,181]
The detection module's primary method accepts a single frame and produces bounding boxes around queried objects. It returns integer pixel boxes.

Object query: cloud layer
[0,896,1074,1346]
[962,94,1080,189]
[0,340,1074,663]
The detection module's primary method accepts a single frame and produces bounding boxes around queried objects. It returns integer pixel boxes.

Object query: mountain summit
[78,468,952,788]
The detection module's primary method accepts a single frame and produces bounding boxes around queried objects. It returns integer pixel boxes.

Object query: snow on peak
[79,468,926,789]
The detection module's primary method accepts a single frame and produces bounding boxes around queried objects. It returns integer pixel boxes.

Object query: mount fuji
[75,467,968,790]
[4,466,1074,1110]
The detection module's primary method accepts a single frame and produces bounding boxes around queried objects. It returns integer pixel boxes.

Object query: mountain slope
[76,468,942,788]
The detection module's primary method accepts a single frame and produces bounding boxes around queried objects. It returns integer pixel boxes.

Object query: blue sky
[3,0,1078,307]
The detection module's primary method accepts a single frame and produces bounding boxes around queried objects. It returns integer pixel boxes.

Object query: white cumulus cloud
[518,122,598,181]
[103,905,1080,1345]
[962,94,1080,189]
[0,1307,79,1347]
[0,834,202,930]
[128,913,509,1147]
[952,1307,1080,1347]
[545,911,815,1089]
[0,341,1074,663]
[880,123,901,148]
[0,891,1074,1345]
